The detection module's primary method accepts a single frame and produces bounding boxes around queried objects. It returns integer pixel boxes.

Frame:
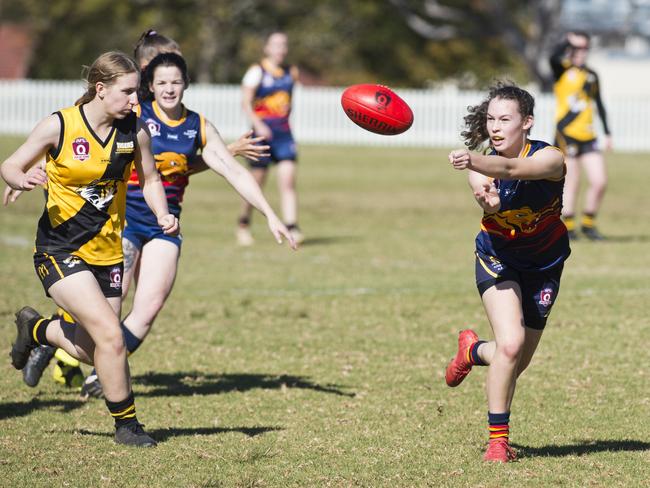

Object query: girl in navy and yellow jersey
[444,83,570,463]
[1,51,179,447]
[550,31,611,240]
[238,31,303,246]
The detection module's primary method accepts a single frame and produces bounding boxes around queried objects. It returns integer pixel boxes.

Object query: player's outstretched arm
[200,120,296,249]
[449,147,565,181]
[1,115,58,191]
[134,119,179,236]
[188,131,270,176]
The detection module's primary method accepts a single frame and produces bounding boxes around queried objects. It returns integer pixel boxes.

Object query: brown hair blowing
[461,81,535,151]
[75,51,139,105]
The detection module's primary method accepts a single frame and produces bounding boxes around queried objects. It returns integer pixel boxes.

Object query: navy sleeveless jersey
[127,100,205,209]
[475,140,571,271]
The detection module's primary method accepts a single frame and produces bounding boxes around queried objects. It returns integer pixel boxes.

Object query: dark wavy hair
[461,81,535,150]
[141,52,189,103]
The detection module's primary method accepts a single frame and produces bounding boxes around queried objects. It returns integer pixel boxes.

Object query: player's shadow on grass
[73,425,281,442]
[299,235,359,246]
[132,371,355,398]
[0,398,84,420]
[579,234,650,243]
[512,439,650,458]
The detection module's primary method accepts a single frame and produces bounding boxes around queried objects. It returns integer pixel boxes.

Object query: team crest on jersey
[146,118,161,137]
[76,179,119,212]
[72,137,90,161]
[109,267,122,289]
[538,288,554,307]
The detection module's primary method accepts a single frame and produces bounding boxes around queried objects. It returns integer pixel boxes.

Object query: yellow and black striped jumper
[550,40,611,235]
[30,104,143,432]
[33,104,137,296]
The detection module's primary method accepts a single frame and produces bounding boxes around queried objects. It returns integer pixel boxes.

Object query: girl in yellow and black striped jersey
[1,51,178,447]
[550,31,612,240]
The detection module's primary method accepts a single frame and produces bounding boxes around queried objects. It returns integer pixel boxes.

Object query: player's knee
[498,339,524,362]
[95,325,126,356]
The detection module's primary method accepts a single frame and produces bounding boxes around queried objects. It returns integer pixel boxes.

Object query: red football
[341,84,414,135]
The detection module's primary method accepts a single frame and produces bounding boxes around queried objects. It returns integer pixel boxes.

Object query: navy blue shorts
[248,126,297,169]
[124,197,182,250]
[475,251,564,330]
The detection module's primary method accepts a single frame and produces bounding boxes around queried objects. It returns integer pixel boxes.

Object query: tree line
[1,0,564,90]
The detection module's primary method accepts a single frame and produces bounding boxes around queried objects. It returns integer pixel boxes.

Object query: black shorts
[34,252,123,298]
[475,251,563,330]
[555,133,599,157]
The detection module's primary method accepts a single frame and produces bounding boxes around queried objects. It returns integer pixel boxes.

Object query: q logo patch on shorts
[109,267,122,289]
[538,288,554,307]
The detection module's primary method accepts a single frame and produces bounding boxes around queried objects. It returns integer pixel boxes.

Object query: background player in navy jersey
[444,82,570,462]
[237,31,302,246]
[550,31,611,240]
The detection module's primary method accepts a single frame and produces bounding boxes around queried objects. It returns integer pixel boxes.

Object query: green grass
[1,136,649,487]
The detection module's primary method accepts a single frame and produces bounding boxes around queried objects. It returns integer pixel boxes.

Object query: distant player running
[237,31,303,246]
[444,82,570,462]
[550,31,612,240]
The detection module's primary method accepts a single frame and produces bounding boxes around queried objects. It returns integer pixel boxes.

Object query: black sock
[286,223,299,231]
[32,317,54,346]
[105,391,138,428]
[238,216,251,226]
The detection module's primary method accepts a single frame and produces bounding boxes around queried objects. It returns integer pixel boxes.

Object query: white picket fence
[1,79,648,151]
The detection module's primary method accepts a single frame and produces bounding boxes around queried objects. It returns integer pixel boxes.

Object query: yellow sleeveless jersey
[553,63,601,141]
[35,105,138,265]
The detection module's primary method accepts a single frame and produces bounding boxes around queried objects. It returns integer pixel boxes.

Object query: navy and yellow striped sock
[468,340,487,366]
[563,215,576,231]
[581,213,596,229]
[121,321,143,355]
[106,391,138,428]
[488,411,510,442]
[32,317,54,347]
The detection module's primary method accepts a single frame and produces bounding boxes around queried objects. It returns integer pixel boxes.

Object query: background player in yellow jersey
[550,31,612,240]
[1,51,178,447]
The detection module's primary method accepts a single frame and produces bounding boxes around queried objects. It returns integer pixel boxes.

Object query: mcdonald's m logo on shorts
[38,264,49,279]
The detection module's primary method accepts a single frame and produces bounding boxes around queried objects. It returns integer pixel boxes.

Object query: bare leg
[476,327,544,377]
[121,238,141,300]
[480,281,526,413]
[44,272,128,402]
[580,151,607,215]
[122,239,179,341]
[276,160,298,225]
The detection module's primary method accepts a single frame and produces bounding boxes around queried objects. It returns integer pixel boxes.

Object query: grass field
[0,136,649,487]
